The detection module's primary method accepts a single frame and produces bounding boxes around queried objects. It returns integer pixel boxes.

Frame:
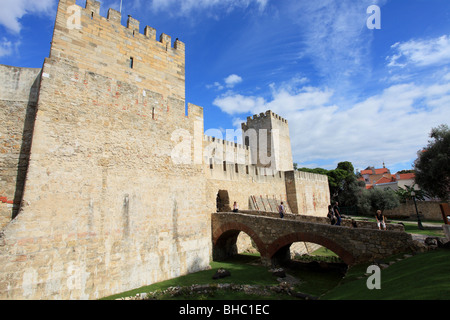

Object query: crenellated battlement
[53,0,186,101]
[0,0,330,301]
[294,170,329,183]
[204,135,249,151]
[241,110,288,131]
[64,0,184,52]
[240,109,293,172]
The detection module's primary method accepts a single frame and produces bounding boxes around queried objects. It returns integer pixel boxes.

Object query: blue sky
[1,0,449,173]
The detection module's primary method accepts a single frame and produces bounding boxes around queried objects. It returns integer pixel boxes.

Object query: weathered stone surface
[0,65,41,227]
[0,0,331,300]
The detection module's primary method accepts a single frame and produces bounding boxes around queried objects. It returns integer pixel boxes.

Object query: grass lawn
[321,249,450,300]
[102,249,450,300]
[402,222,445,237]
[102,254,288,300]
[102,252,345,300]
[101,220,449,301]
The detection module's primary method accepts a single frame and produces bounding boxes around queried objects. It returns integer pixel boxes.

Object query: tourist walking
[333,202,342,226]
[232,201,239,213]
[327,205,336,225]
[278,202,285,219]
[375,210,386,230]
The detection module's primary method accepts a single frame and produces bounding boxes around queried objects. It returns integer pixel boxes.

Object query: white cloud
[224,74,243,88]
[206,81,224,91]
[150,0,268,15]
[0,0,55,34]
[0,37,13,57]
[213,74,450,171]
[387,35,450,68]
[213,92,266,115]
[207,74,243,91]
[286,0,386,89]
[0,0,55,58]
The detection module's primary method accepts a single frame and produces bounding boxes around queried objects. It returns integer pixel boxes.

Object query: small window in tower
[130,57,134,69]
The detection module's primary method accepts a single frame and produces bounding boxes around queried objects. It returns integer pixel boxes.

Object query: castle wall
[203,135,252,166]
[0,0,209,300]
[270,113,293,172]
[205,163,288,215]
[0,65,41,228]
[286,171,330,216]
[0,0,331,300]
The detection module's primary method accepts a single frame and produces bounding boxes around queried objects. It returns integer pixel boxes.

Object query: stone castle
[0,0,329,299]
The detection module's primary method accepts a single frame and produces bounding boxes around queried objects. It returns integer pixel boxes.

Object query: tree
[414,124,450,201]
[297,167,329,176]
[358,188,400,216]
[395,184,429,203]
[298,161,363,207]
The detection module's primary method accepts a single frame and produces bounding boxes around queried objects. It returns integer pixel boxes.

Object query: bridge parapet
[212,212,417,266]
[237,210,405,231]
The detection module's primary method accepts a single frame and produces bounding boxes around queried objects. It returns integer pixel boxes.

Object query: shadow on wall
[12,72,41,220]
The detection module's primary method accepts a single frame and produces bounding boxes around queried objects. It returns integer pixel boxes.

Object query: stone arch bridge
[212,211,417,266]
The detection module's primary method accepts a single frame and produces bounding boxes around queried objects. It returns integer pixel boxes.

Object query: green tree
[331,162,363,207]
[298,161,363,207]
[358,188,400,216]
[414,124,450,201]
[395,184,429,203]
[328,168,350,200]
[297,167,329,176]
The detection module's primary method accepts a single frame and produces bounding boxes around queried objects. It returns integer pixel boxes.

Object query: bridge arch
[267,232,356,265]
[212,222,266,261]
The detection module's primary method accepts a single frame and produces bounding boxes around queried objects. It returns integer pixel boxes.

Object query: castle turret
[241,110,293,172]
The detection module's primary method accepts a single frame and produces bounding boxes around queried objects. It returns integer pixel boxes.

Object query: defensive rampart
[0,0,331,300]
[0,0,209,300]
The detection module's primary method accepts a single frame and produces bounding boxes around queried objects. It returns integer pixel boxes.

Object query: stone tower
[0,0,210,300]
[0,0,330,300]
[241,110,293,172]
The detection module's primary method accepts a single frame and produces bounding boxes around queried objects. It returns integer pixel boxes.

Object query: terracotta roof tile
[397,173,415,180]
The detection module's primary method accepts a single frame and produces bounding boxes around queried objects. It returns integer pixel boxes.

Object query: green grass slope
[321,249,450,300]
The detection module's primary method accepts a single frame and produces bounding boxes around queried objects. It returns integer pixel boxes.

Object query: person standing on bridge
[278,202,285,219]
[232,201,239,213]
[333,202,342,226]
[327,205,336,225]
